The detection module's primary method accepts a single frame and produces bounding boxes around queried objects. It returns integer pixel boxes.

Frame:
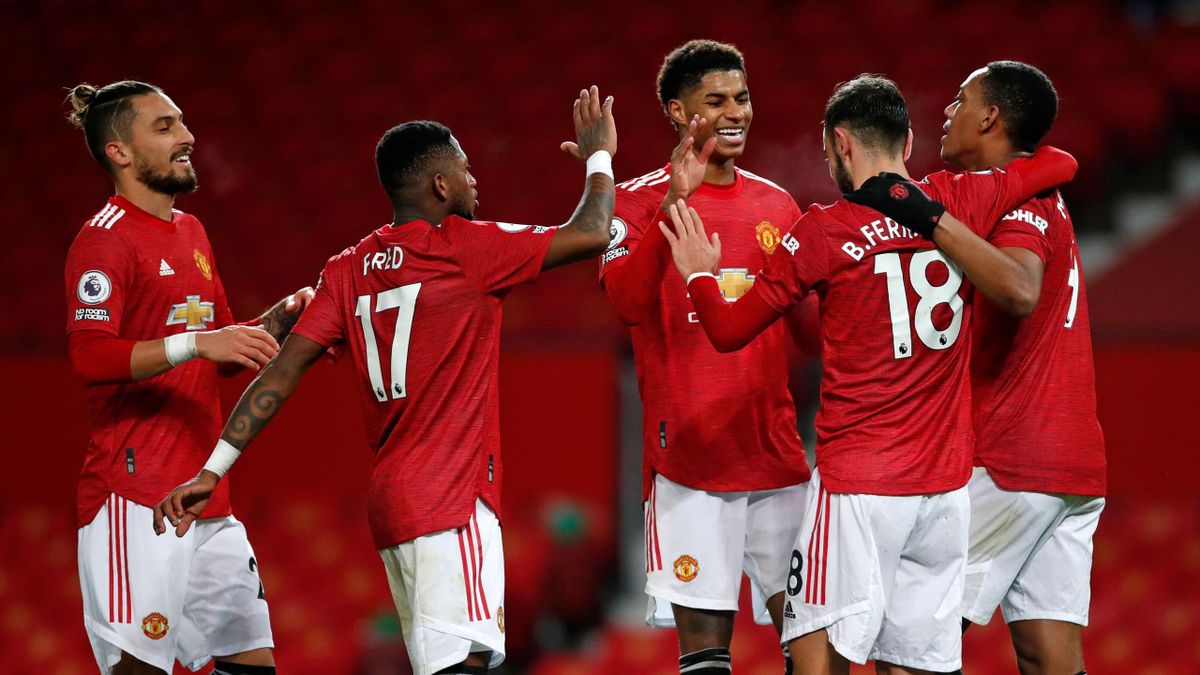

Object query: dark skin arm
[152,333,327,536]
[543,85,618,270]
[932,215,1044,316]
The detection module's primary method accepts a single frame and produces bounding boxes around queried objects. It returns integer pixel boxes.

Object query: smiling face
[671,69,752,161]
[120,92,197,195]
[939,67,990,168]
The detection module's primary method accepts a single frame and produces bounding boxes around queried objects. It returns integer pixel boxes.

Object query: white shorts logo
[77,270,112,305]
[608,217,629,250]
[495,222,532,233]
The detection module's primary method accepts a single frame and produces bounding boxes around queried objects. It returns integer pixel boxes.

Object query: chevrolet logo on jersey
[716,269,755,301]
[166,295,215,330]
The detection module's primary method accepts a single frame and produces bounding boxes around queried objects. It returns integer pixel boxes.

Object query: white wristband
[686,272,717,286]
[585,150,613,179]
[203,439,242,479]
[164,332,198,367]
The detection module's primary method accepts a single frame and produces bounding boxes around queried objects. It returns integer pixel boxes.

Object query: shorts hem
[83,616,173,674]
[415,615,506,675]
[200,637,276,667]
[779,600,871,649]
[1002,610,1088,626]
[962,610,995,626]
[869,650,960,673]
[645,586,739,614]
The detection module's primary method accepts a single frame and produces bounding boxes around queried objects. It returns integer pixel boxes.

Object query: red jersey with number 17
[64,196,236,527]
[752,170,1036,495]
[600,166,811,498]
[972,190,1105,496]
[291,216,553,549]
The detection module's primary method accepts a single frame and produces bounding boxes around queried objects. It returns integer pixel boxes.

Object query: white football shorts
[379,499,505,675]
[962,467,1105,626]
[780,469,970,673]
[77,494,273,674]
[643,473,808,627]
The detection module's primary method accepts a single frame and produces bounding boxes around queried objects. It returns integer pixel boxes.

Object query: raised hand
[658,199,722,280]
[195,324,279,371]
[560,85,617,160]
[664,115,718,204]
[152,472,218,537]
[283,286,315,313]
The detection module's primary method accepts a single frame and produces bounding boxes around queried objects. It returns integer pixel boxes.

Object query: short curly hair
[981,61,1058,152]
[656,40,746,116]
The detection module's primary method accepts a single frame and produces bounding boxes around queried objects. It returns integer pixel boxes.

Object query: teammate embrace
[660,62,1103,675]
[66,43,1101,675]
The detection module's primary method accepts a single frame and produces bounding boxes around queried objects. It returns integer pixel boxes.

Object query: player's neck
[114,179,176,222]
[392,205,441,227]
[853,157,909,190]
[703,157,737,186]
[961,139,1031,172]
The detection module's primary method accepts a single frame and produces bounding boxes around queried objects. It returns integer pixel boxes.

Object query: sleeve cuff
[686,272,717,286]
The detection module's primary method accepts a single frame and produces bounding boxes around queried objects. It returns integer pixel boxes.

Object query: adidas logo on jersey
[159,260,175,276]
[784,601,796,619]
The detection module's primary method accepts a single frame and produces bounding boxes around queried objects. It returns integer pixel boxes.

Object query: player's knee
[672,605,734,652]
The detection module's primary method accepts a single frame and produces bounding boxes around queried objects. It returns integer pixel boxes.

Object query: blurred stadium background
[3,0,1199,672]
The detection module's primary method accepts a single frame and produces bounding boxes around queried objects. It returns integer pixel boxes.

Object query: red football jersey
[601,166,811,497]
[291,216,553,549]
[753,170,1033,495]
[65,196,235,527]
[972,191,1106,495]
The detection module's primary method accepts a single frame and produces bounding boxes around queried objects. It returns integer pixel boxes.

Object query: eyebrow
[152,115,178,126]
[703,89,750,98]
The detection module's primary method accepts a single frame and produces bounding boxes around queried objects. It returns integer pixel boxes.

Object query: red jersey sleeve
[988,194,1056,263]
[291,260,347,349]
[442,216,554,295]
[65,227,133,336]
[753,211,830,314]
[599,186,661,281]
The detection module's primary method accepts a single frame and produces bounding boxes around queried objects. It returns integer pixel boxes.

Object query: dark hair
[823,74,910,155]
[656,39,746,115]
[375,121,459,198]
[65,80,163,171]
[981,61,1058,152]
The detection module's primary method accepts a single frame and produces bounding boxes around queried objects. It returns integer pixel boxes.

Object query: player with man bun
[64,80,312,675]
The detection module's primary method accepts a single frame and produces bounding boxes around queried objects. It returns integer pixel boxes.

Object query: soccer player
[656,75,1078,675]
[938,62,1105,675]
[152,86,617,675]
[599,39,812,675]
[65,81,312,675]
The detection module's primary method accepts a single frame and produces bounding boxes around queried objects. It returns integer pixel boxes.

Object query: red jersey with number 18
[972,190,1105,496]
[291,216,553,549]
[752,170,1036,495]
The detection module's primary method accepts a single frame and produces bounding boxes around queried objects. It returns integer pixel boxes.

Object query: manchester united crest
[755,221,781,254]
[142,612,169,640]
[193,249,213,281]
[497,606,505,633]
[673,555,699,583]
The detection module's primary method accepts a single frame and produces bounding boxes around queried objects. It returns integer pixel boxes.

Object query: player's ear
[666,100,689,129]
[431,172,449,203]
[903,129,913,161]
[833,126,853,163]
[979,105,1000,135]
[105,141,132,170]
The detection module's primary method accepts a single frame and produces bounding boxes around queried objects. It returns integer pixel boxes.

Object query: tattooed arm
[542,85,618,270]
[152,333,327,536]
[253,286,316,343]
